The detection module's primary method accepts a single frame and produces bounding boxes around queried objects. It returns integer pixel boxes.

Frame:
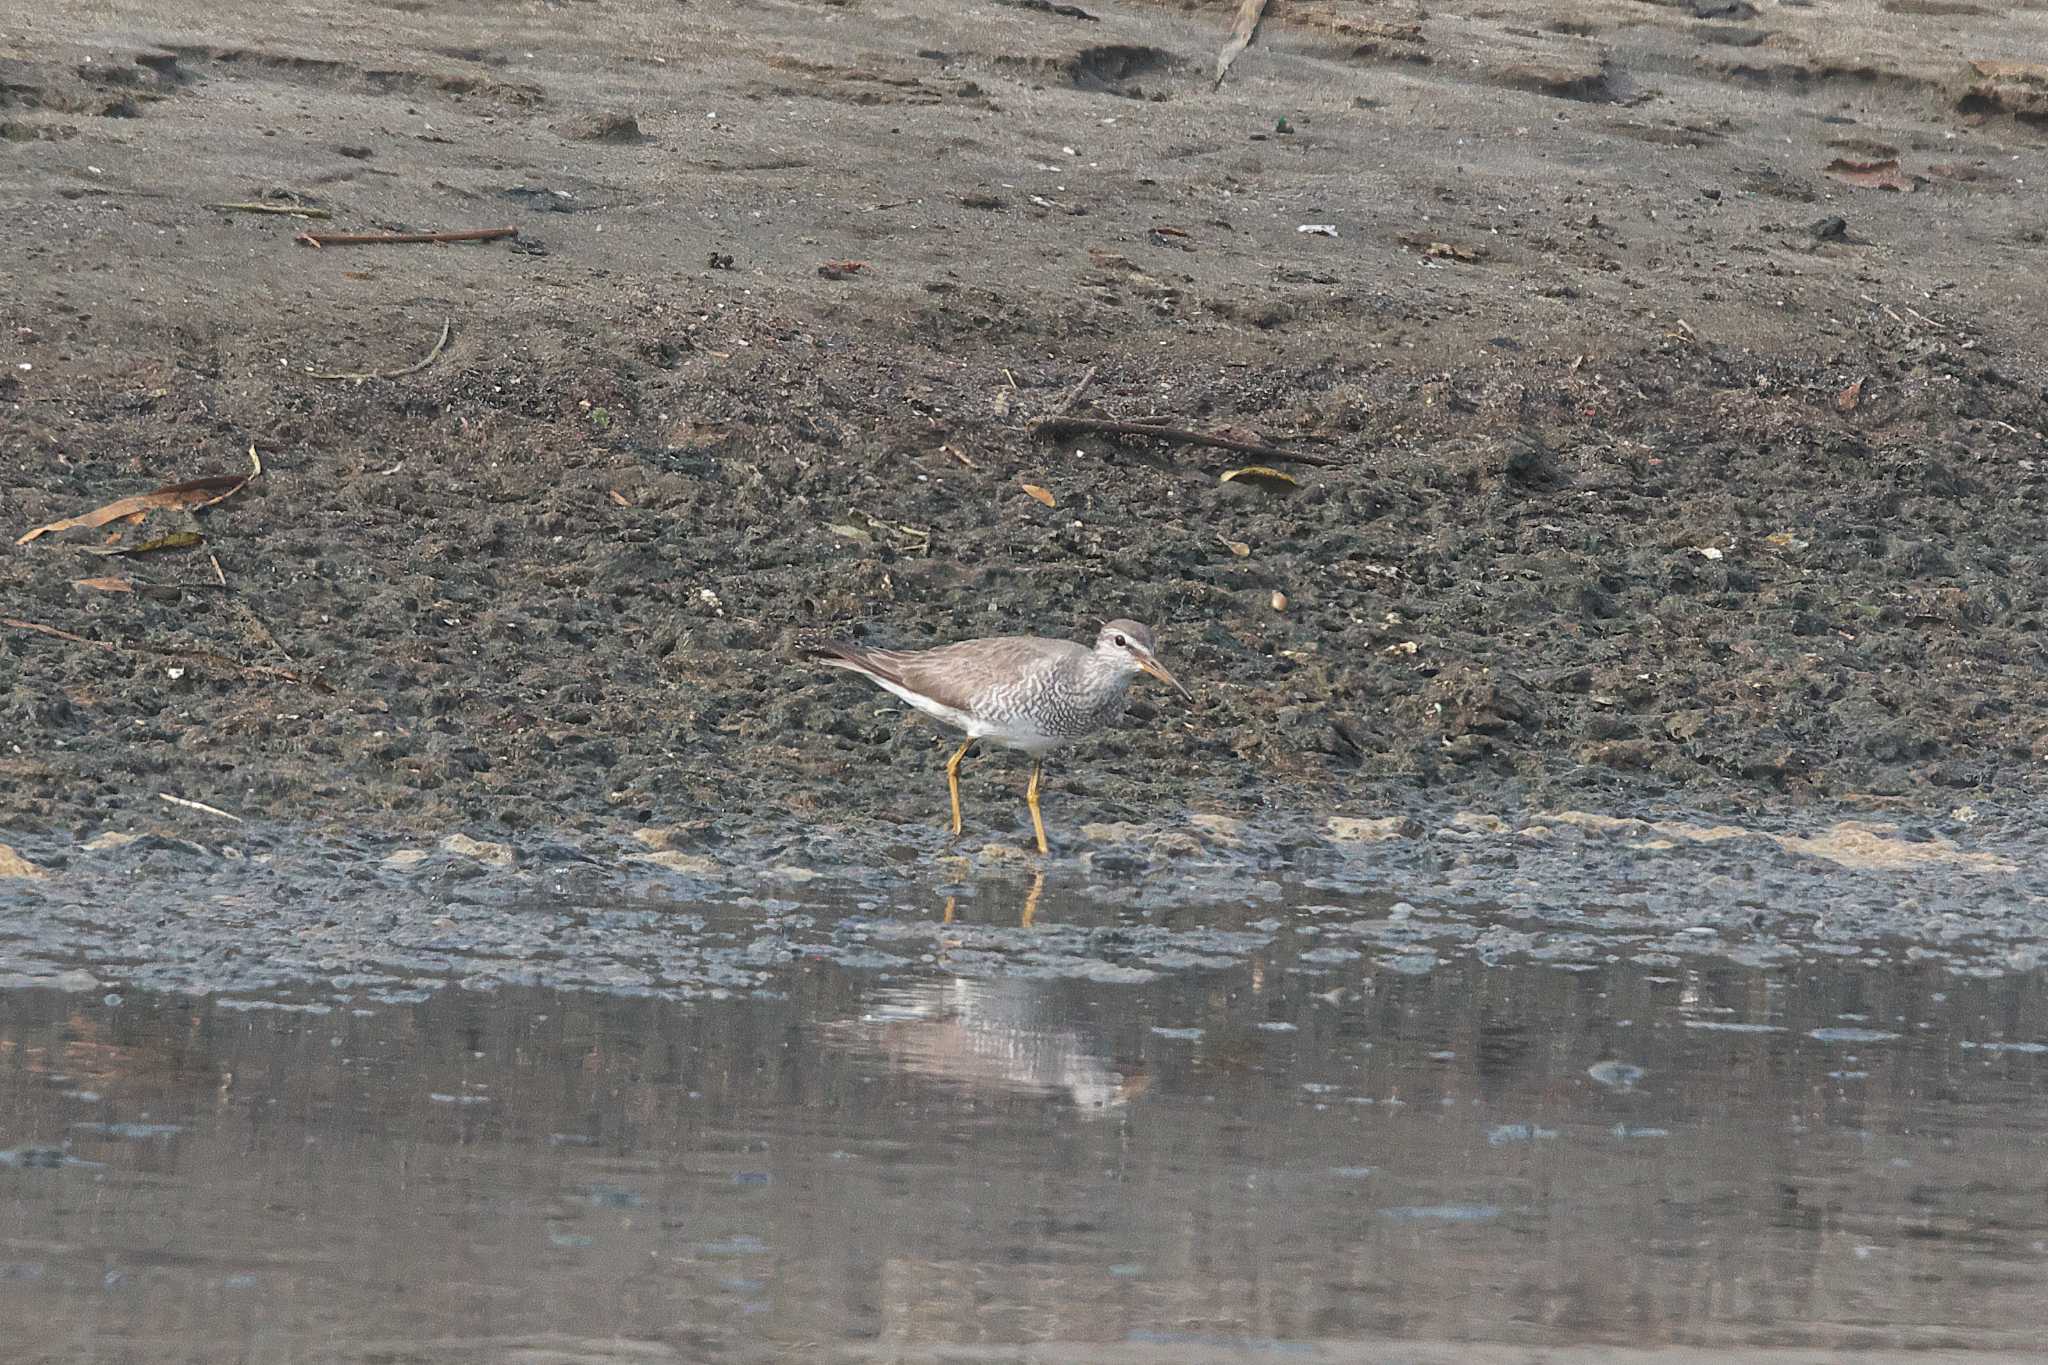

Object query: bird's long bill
[1137,654,1192,699]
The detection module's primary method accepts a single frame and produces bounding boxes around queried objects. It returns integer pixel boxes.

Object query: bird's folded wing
[853,638,1075,715]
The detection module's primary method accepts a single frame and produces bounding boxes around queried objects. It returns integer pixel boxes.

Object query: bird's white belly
[867,675,1066,754]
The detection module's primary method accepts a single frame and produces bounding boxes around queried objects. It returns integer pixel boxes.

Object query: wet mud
[2,0,2046,853]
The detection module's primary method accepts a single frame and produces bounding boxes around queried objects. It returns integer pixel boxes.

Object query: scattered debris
[1219,465,1300,492]
[441,832,515,867]
[158,792,243,823]
[2,606,329,693]
[295,226,518,248]
[1926,162,2005,186]
[1808,215,1850,241]
[17,445,261,545]
[1824,157,1916,192]
[1021,482,1057,508]
[79,529,204,557]
[1054,364,1097,417]
[1958,59,2048,126]
[1398,235,1487,262]
[1837,377,1866,412]
[609,489,633,507]
[72,576,134,594]
[995,0,1099,19]
[1216,535,1251,558]
[207,201,332,219]
[306,317,453,383]
[1297,223,1338,237]
[553,111,646,144]
[0,845,48,880]
[1214,0,1273,90]
[855,512,931,554]
[1031,416,1338,468]
[1270,590,1289,612]
[818,259,867,280]
[708,252,735,270]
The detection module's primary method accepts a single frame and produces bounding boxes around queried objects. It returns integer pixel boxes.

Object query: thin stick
[306,317,453,382]
[1214,0,1272,89]
[209,553,227,587]
[295,226,516,249]
[207,201,333,219]
[1030,416,1339,468]
[1055,364,1098,417]
[158,793,243,824]
[3,616,332,692]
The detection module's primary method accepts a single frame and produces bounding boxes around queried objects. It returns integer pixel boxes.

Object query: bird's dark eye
[1114,634,1127,648]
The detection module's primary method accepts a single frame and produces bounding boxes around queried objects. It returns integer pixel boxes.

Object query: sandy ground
[3,0,2048,854]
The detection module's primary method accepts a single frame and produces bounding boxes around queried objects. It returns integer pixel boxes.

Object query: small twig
[1030,416,1340,468]
[1055,364,1098,417]
[295,226,516,249]
[207,201,333,219]
[305,317,453,382]
[3,616,331,692]
[939,443,977,470]
[855,511,933,556]
[159,792,244,824]
[208,553,227,587]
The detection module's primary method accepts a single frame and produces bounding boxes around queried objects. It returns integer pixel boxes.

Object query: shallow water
[3,873,2047,1364]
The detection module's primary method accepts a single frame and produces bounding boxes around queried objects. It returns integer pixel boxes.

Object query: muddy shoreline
[4,0,2047,854]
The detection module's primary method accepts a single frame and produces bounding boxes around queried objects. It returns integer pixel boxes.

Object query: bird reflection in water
[834,872,1145,1116]
[941,868,1045,927]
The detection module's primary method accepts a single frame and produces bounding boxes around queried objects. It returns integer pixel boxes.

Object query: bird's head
[1095,619,1190,698]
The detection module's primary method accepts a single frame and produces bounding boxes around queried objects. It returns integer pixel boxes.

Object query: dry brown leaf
[1219,466,1300,491]
[1825,157,1915,192]
[1836,377,1865,412]
[817,260,867,280]
[1021,482,1057,508]
[608,489,632,507]
[18,446,261,545]
[73,576,133,594]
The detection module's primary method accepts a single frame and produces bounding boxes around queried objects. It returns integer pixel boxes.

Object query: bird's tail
[808,639,881,673]
[806,640,910,691]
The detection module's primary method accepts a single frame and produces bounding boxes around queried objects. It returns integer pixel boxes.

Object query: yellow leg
[944,739,974,837]
[1026,758,1049,855]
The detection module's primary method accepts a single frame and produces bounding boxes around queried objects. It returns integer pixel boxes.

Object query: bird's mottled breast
[1037,657,1132,739]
